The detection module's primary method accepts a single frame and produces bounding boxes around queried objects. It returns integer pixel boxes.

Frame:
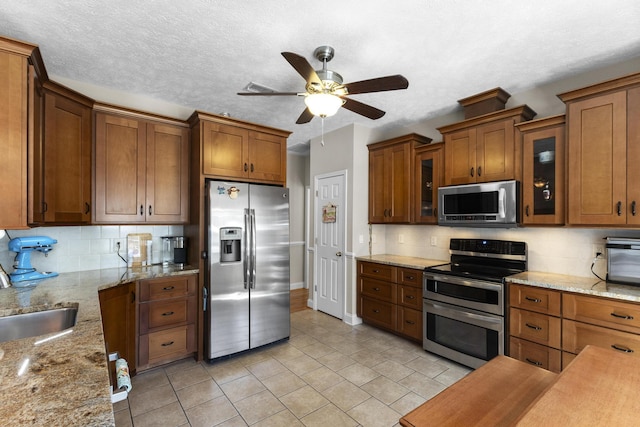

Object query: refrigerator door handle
[203,286,208,312]
[243,208,250,290]
[250,209,257,289]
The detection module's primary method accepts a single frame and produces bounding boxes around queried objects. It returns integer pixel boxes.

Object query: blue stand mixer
[8,236,59,282]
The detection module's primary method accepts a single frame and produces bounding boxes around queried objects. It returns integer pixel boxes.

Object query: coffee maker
[161,236,187,267]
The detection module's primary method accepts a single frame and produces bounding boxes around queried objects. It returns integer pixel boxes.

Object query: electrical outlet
[113,239,125,253]
[592,243,605,258]
[398,234,405,244]
[430,236,437,246]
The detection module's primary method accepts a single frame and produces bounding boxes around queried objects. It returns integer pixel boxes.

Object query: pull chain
[321,116,325,146]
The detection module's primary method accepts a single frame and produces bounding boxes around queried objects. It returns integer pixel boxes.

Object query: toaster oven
[606,237,640,285]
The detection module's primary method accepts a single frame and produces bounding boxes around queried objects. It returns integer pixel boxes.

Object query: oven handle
[423,273,503,293]
[424,300,503,330]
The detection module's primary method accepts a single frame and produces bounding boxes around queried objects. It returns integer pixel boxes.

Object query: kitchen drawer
[359,277,397,303]
[139,324,196,367]
[563,293,640,334]
[562,319,640,358]
[360,296,397,331]
[139,274,197,302]
[398,285,422,310]
[398,268,422,288]
[509,284,561,316]
[397,306,422,342]
[358,261,397,282]
[139,296,196,333]
[510,308,561,349]
[509,336,562,373]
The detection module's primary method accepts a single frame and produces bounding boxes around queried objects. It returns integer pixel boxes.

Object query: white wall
[287,153,308,289]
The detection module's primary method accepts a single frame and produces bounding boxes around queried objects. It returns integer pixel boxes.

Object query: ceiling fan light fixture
[304,93,343,118]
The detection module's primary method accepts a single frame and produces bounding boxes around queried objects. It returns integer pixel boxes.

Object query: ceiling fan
[237,46,409,124]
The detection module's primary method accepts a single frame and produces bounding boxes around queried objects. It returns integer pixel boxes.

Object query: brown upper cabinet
[414,142,444,224]
[42,82,93,224]
[190,111,290,186]
[516,115,565,226]
[438,106,536,185]
[0,37,46,229]
[559,72,640,226]
[368,134,432,224]
[94,106,190,224]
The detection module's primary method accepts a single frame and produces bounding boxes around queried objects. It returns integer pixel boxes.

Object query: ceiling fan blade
[281,52,323,86]
[344,74,409,95]
[237,92,300,96]
[341,97,386,120]
[296,108,314,124]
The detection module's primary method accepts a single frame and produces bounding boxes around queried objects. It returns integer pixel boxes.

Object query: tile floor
[113,310,472,427]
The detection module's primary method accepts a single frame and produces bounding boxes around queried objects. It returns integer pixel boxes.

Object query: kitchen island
[0,265,198,426]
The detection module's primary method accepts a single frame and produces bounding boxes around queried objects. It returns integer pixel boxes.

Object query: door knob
[336,251,342,257]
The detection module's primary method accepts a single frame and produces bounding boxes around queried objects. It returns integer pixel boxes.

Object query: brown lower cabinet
[508,282,640,372]
[357,261,423,343]
[99,273,199,375]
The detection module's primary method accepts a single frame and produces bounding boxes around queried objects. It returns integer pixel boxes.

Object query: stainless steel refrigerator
[205,180,290,359]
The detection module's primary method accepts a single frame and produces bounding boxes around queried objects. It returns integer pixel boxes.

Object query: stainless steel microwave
[438,180,520,227]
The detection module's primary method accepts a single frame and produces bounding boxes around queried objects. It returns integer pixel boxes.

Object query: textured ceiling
[2,1,640,153]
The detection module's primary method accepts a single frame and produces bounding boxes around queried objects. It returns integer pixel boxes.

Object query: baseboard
[307,298,314,309]
[343,313,362,326]
[289,282,304,290]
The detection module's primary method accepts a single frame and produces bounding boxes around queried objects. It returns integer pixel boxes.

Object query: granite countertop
[506,271,640,303]
[356,254,447,270]
[0,265,198,426]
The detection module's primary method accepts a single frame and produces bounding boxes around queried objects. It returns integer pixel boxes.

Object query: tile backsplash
[0,225,184,275]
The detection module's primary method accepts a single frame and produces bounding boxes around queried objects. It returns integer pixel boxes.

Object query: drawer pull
[406,276,414,280]
[162,286,175,291]
[610,312,634,320]
[525,296,542,303]
[525,358,543,367]
[405,295,415,300]
[162,311,175,317]
[373,287,380,292]
[406,320,415,325]
[373,309,380,313]
[611,344,634,353]
[525,323,542,331]
[161,341,175,347]
[372,269,380,273]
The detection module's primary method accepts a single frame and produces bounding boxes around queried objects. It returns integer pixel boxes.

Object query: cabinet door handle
[372,269,380,273]
[84,202,90,215]
[525,323,542,331]
[244,163,248,172]
[162,311,175,317]
[525,205,530,217]
[405,276,414,280]
[477,166,482,177]
[617,201,622,216]
[373,309,380,313]
[611,312,634,320]
[525,358,543,367]
[611,344,634,353]
[131,291,136,303]
[161,341,175,347]
[406,320,415,325]
[43,201,48,213]
[149,205,152,215]
[470,167,474,177]
[632,201,637,216]
[525,296,542,303]
[405,295,415,300]
[140,205,144,216]
[163,286,175,291]
[433,207,437,217]
[373,287,380,292]
[250,163,254,172]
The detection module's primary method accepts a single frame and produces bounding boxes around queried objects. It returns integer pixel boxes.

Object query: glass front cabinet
[516,115,565,225]
[414,142,444,224]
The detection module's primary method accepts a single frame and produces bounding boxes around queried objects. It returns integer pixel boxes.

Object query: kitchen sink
[0,307,78,343]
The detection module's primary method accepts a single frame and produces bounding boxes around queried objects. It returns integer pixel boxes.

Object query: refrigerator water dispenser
[220,227,242,263]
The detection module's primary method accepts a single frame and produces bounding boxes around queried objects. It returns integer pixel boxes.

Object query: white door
[315,171,346,319]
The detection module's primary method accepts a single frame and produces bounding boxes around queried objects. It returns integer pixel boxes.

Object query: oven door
[423,273,503,315]
[423,299,503,369]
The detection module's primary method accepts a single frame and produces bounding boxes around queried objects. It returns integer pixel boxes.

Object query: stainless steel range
[423,238,527,369]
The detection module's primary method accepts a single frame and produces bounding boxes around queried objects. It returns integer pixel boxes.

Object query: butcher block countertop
[0,265,198,426]
[401,345,640,426]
